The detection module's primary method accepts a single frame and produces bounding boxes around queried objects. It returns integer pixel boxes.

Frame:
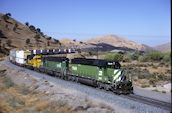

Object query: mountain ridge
[0,13,63,56]
[82,34,153,51]
[153,42,171,52]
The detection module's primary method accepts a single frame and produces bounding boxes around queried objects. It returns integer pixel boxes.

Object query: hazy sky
[0,0,171,46]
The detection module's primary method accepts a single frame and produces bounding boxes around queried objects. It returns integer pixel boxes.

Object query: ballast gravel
[3,60,170,113]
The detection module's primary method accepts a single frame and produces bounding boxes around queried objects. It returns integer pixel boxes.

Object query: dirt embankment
[0,62,114,113]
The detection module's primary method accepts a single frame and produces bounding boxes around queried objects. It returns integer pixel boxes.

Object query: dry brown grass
[0,70,75,113]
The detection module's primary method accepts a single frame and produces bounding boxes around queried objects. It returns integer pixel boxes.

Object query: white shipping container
[10,50,16,62]
[16,50,25,64]
[68,49,71,53]
[33,50,36,54]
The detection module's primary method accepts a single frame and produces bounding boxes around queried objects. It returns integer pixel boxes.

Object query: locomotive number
[72,66,77,70]
[57,64,61,68]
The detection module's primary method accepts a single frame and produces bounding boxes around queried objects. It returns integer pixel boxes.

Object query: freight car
[9,49,133,94]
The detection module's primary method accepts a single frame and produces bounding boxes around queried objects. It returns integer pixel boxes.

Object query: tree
[47,41,50,46]
[36,28,41,32]
[13,23,18,32]
[29,25,36,32]
[26,39,30,44]
[34,34,41,47]
[54,39,60,44]
[6,40,12,46]
[25,22,29,26]
[5,13,11,17]
[34,34,41,40]
[0,30,4,37]
[2,13,11,21]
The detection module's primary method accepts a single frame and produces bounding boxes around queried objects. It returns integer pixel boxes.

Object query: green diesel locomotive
[38,57,133,94]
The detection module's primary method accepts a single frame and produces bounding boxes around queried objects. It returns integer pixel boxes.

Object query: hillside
[83,34,153,51]
[153,42,171,52]
[0,13,63,56]
[60,38,87,48]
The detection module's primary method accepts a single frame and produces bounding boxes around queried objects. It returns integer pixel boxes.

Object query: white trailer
[15,50,31,66]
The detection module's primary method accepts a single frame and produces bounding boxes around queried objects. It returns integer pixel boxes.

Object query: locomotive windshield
[107,61,121,69]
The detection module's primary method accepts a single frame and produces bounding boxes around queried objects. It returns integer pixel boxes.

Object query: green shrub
[8,97,25,107]
[141,84,150,88]
[0,70,6,77]
[123,52,131,62]
[104,53,123,61]
[26,39,30,44]
[43,109,56,113]
[152,89,159,92]
[20,85,30,95]
[113,53,123,61]
[0,30,5,37]
[130,52,140,60]
[146,51,163,61]
[3,77,15,88]
[138,55,148,62]
[152,84,156,87]
[161,90,166,93]
[57,100,66,107]
[6,39,12,46]
[163,52,171,62]
[104,53,114,60]
[9,97,17,107]
[29,25,36,31]
[149,78,156,85]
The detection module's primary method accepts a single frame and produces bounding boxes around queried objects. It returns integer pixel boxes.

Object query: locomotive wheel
[97,82,104,89]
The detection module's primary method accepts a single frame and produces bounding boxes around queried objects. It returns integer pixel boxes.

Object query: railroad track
[121,94,171,111]
[96,87,171,112]
[6,60,172,112]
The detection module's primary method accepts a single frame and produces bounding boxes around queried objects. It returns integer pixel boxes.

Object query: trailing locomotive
[9,49,133,94]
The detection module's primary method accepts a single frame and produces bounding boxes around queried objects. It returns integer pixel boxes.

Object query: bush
[152,89,159,92]
[130,52,140,60]
[149,78,156,85]
[3,76,15,88]
[104,53,123,61]
[43,110,56,113]
[54,39,59,44]
[47,41,50,46]
[163,52,171,62]
[162,90,166,93]
[138,55,148,62]
[26,39,30,44]
[0,30,5,37]
[123,52,131,62]
[20,85,30,95]
[9,97,24,107]
[57,100,66,107]
[36,28,41,32]
[141,84,150,88]
[34,34,41,41]
[29,25,36,31]
[6,40,12,46]
[146,51,163,61]
[25,22,29,26]
[2,13,11,22]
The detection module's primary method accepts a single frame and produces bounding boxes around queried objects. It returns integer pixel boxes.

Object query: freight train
[9,49,133,94]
